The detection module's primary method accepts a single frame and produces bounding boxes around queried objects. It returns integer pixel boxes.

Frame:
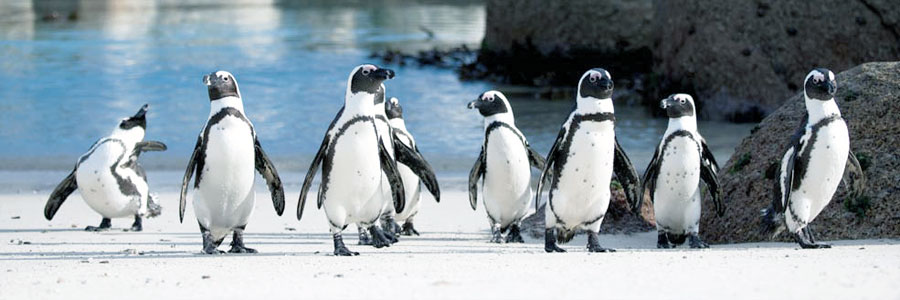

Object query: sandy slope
[1,190,898,300]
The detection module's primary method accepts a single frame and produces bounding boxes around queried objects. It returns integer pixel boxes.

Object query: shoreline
[1,191,898,299]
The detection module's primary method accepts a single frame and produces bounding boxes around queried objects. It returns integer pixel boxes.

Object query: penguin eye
[487,97,495,102]
[362,69,371,76]
[679,99,686,104]
[589,76,597,83]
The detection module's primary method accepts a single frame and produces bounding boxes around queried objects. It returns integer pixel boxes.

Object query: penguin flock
[43,65,866,255]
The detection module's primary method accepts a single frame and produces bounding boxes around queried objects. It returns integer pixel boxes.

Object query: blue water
[0,0,753,180]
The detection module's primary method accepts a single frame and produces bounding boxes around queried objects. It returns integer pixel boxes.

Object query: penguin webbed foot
[587,231,615,253]
[657,231,673,249]
[544,228,567,253]
[333,233,359,256]
[400,222,420,236]
[796,227,831,249]
[126,215,142,232]
[146,194,162,218]
[227,245,257,254]
[357,227,373,245]
[380,216,401,237]
[489,226,503,244]
[85,218,112,232]
[504,224,524,243]
[368,226,393,248]
[688,233,709,249]
[201,230,225,255]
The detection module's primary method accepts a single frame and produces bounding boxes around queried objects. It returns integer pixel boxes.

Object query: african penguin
[179,71,285,254]
[45,104,166,232]
[467,90,545,243]
[762,68,867,249]
[535,68,641,253]
[298,64,407,256]
[386,97,440,236]
[639,93,724,249]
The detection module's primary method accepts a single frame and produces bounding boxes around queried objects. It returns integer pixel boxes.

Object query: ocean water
[0,0,753,191]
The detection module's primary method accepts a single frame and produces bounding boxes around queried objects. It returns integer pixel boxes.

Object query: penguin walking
[358,85,398,246]
[298,64,407,256]
[639,94,724,249]
[386,97,440,236]
[44,104,166,231]
[762,68,866,249]
[179,71,285,254]
[536,68,641,253]
[467,90,545,243]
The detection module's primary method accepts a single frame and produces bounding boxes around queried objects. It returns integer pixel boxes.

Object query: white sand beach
[1,189,898,300]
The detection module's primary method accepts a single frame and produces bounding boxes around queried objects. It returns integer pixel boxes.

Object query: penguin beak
[660,99,670,109]
[202,74,213,86]
[598,78,613,91]
[467,100,481,109]
[826,80,836,95]
[371,68,395,81]
[133,104,149,119]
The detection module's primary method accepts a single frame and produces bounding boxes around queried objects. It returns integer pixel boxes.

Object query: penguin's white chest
[325,120,383,217]
[551,121,615,224]
[194,116,256,230]
[76,142,146,218]
[653,135,702,232]
[482,128,532,224]
[791,120,850,219]
[394,133,421,220]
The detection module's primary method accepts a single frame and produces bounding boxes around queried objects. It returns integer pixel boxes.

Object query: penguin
[179,71,285,254]
[298,64,407,256]
[386,97,440,236]
[535,68,641,253]
[44,104,166,232]
[639,93,724,249]
[762,68,867,249]
[467,90,546,243]
[358,85,398,246]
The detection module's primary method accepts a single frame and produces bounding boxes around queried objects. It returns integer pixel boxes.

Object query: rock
[701,62,900,244]
[653,0,900,122]
[521,187,655,238]
[479,0,654,86]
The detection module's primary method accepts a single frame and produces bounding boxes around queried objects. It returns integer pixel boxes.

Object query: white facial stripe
[828,71,835,81]
[604,70,611,79]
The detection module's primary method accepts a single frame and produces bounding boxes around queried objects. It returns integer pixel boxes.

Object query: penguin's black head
[350,64,395,95]
[119,104,149,130]
[804,68,837,101]
[578,68,614,100]
[660,94,695,118]
[203,71,240,101]
[467,90,510,117]
[386,97,404,119]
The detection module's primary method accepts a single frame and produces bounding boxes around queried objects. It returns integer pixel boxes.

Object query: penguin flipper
[300,135,328,220]
[467,147,485,211]
[526,144,546,170]
[44,169,78,220]
[179,136,202,223]
[393,133,440,203]
[536,127,566,211]
[254,137,285,216]
[613,137,641,213]
[135,141,168,153]
[640,141,662,213]
[379,137,406,213]
[699,139,723,217]
[773,115,808,215]
[844,150,867,201]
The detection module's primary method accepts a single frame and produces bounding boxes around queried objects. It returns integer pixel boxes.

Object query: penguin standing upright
[762,68,866,249]
[44,104,166,231]
[639,93,724,249]
[179,71,285,254]
[467,90,545,243]
[386,97,440,236]
[298,64,407,256]
[536,68,641,253]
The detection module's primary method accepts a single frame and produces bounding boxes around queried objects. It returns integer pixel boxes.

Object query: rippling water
[0,0,753,178]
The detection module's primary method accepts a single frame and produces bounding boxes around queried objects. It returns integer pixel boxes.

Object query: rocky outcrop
[653,0,900,121]
[701,62,900,243]
[478,0,654,86]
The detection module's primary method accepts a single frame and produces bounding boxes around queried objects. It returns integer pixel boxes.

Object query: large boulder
[477,0,654,86]
[702,62,900,243]
[653,0,900,121]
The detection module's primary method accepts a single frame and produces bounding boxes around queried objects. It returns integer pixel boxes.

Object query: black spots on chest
[551,113,615,191]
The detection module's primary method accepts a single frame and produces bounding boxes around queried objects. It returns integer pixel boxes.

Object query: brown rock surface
[701,61,900,243]
[653,0,900,121]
